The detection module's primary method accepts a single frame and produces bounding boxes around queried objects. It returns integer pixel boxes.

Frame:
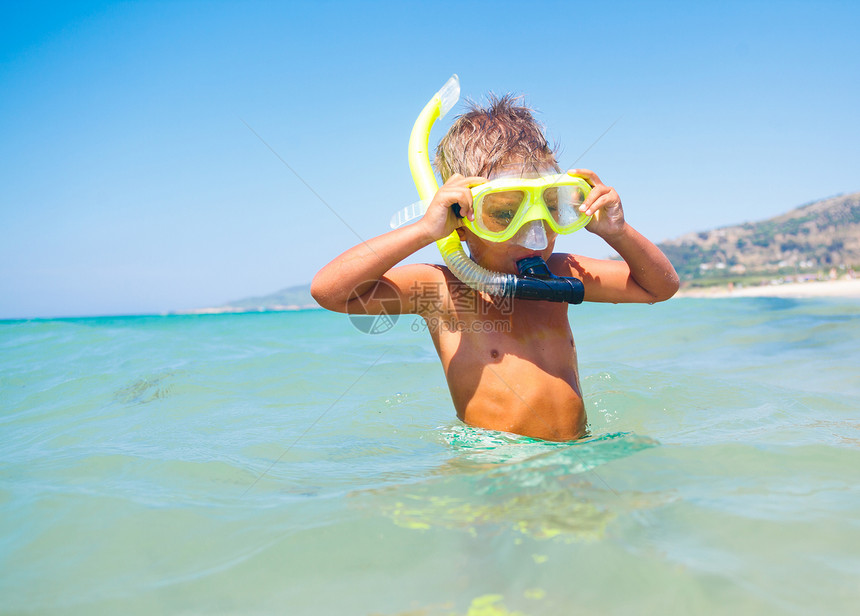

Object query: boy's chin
[512,244,554,263]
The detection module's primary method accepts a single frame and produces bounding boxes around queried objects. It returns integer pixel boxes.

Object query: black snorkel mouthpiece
[514,256,584,304]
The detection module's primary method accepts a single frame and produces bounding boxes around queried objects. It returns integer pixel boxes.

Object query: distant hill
[221,284,317,311]
[659,191,860,285]
[181,284,317,315]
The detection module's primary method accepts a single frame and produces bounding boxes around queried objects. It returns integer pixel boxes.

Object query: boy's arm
[311,223,435,315]
[311,174,484,314]
[562,169,679,303]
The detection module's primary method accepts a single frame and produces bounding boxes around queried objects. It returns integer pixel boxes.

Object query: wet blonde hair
[434,94,560,181]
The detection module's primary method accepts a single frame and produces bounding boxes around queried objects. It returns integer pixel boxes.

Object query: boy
[311,96,678,441]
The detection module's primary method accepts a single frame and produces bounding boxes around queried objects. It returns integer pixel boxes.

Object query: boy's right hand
[419,174,486,241]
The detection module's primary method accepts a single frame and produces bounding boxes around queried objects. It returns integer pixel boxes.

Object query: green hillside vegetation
[658,191,860,288]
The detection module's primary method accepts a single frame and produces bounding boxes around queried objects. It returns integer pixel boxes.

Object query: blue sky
[1,0,858,319]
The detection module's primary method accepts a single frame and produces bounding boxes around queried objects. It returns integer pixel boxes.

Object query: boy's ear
[457,228,480,257]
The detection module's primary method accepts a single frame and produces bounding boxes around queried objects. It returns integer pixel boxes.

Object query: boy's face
[458,160,559,274]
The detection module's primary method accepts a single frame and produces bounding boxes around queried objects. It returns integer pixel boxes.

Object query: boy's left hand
[568,169,626,239]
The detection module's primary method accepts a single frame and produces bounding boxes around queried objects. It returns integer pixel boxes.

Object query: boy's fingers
[567,168,601,187]
[444,185,475,221]
[583,189,621,216]
[458,189,475,221]
[463,178,483,220]
[445,174,485,188]
[450,204,464,222]
[453,206,474,223]
[579,184,609,212]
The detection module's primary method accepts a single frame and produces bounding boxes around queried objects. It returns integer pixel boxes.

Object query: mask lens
[545,184,586,227]
[477,190,526,234]
[543,187,561,223]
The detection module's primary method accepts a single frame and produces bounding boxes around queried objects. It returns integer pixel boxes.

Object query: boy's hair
[435,94,560,181]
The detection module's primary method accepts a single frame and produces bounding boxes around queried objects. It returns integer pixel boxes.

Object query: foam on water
[1,298,859,615]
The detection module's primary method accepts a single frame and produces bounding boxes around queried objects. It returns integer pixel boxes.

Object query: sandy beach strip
[678,278,860,299]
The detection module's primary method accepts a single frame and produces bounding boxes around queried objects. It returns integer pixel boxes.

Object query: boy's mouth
[514,249,545,261]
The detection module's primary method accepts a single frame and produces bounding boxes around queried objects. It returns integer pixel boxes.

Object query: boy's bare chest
[430,299,576,367]
[430,300,584,440]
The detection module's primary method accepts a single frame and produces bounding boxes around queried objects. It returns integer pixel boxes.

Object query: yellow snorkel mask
[402,74,588,304]
[465,173,592,243]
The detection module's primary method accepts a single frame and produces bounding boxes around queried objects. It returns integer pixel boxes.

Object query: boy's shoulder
[388,261,451,285]
[548,252,583,276]
[549,251,618,278]
[384,261,451,299]
[386,262,477,316]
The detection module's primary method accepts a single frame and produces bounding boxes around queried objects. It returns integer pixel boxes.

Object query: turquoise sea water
[1,298,859,615]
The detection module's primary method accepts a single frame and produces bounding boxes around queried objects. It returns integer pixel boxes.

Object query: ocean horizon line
[0,304,324,324]
[5,275,860,322]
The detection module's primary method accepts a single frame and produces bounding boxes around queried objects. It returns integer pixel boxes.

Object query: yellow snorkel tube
[407,74,513,297]
[407,75,585,304]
